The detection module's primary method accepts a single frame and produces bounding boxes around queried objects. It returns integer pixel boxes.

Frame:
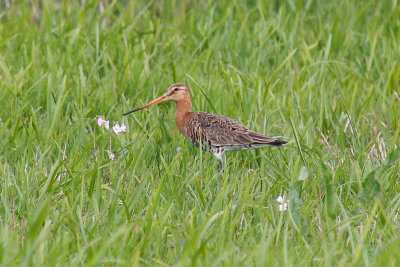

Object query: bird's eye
[174,88,179,92]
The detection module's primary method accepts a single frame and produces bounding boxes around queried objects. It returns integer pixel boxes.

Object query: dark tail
[247,131,287,146]
[268,139,287,146]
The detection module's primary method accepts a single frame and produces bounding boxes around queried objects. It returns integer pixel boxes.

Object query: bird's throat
[175,98,192,116]
[175,98,192,135]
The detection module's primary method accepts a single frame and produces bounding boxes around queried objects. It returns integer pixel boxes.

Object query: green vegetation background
[1,0,400,265]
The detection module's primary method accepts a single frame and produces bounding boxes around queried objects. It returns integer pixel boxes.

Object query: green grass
[1,0,400,265]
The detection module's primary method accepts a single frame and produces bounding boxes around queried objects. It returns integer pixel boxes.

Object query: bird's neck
[175,98,192,129]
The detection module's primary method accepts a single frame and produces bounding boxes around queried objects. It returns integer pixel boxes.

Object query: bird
[123,83,287,170]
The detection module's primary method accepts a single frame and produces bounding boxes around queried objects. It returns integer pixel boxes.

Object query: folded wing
[188,112,286,151]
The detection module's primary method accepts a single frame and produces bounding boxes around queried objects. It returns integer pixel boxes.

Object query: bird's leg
[217,159,224,172]
[213,149,225,172]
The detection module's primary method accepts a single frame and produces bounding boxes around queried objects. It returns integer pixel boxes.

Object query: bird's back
[182,111,286,152]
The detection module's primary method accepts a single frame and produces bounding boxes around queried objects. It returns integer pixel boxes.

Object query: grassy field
[1,0,400,266]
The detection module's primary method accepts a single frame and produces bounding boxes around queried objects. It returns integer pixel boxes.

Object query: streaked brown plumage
[124,83,286,170]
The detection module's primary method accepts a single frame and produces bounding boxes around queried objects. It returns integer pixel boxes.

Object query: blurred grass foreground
[1,0,400,266]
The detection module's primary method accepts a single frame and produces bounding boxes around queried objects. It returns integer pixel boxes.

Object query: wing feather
[188,112,286,150]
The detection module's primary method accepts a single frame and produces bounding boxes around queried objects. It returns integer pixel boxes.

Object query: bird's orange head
[164,83,190,102]
[123,83,191,116]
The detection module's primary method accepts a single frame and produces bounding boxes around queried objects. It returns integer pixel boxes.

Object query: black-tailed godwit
[124,83,286,170]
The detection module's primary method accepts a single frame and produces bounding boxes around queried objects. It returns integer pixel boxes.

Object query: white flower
[96,116,110,129]
[276,196,288,211]
[97,116,106,126]
[106,150,115,161]
[120,123,126,132]
[113,123,127,134]
[279,203,288,211]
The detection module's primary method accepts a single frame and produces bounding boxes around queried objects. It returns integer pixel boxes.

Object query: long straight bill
[123,94,168,116]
